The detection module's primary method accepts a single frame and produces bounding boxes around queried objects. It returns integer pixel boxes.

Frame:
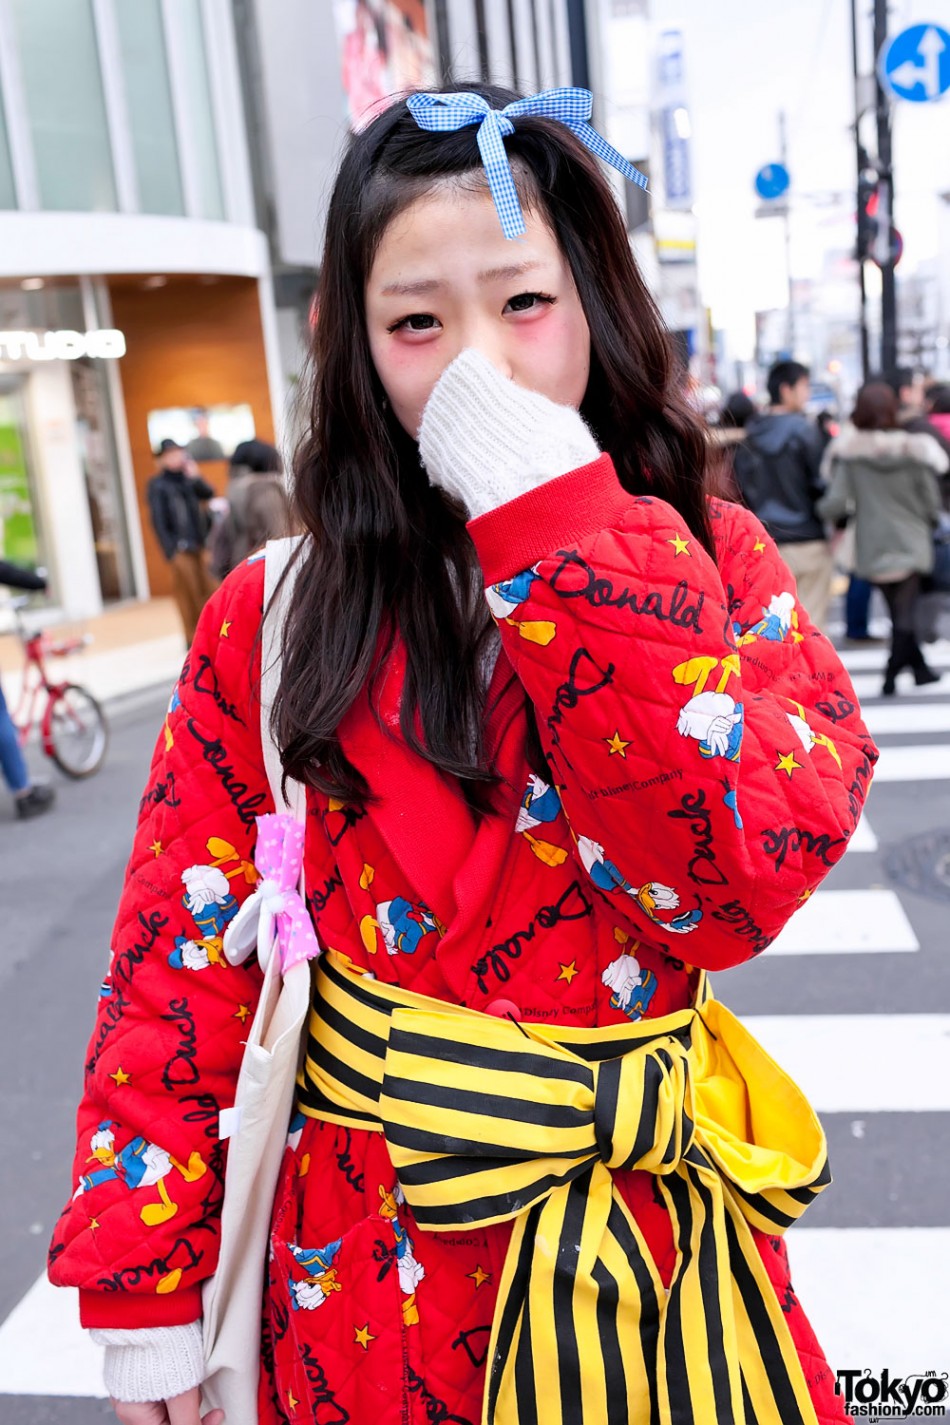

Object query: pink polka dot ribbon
[253,812,321,973]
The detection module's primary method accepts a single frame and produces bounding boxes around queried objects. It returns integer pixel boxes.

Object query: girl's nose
[454,325,514,383]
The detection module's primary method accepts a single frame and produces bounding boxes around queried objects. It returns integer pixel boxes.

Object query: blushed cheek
[518,309,590,408]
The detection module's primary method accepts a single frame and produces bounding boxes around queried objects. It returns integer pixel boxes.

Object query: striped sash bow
[298,953,830,1425]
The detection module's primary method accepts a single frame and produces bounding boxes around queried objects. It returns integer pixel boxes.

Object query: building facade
[0,0,283,615]
[235,0,580,416]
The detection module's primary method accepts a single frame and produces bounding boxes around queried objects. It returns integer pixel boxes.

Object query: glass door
[0,379,44,573]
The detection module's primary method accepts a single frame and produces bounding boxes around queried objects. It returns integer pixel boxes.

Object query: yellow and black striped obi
[297,952,830,1425]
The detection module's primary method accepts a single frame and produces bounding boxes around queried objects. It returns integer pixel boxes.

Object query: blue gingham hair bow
[405,88,648,240]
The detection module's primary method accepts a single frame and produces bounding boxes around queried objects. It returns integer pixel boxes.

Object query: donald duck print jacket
[49,453,875,1424]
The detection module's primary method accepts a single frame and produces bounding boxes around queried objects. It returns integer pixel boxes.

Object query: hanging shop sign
[0,329,127,362]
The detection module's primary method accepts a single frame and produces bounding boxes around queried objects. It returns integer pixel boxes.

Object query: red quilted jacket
[50,456,873,1423]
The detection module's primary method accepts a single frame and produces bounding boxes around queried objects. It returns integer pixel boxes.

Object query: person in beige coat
[819,381,949,694]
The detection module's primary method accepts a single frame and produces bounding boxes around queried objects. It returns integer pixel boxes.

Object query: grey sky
[653,0,950,353]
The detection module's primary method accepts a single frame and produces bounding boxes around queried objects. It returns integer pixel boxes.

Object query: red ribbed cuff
[79,1286,203,1330]
[467,454,633,584]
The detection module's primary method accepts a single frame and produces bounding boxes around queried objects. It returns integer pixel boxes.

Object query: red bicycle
[5,595,108,777]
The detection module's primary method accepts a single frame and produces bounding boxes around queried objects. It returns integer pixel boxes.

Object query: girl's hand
[111,1389,224,1425]
[418,349,599,519]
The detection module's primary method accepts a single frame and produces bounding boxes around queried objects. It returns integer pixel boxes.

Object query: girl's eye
[504,291,557,314]
[387,313,441,333]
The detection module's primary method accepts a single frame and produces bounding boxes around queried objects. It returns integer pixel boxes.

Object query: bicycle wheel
[46,684,109,778]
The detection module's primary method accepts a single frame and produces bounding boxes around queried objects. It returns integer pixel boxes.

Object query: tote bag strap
[261,537,307,823]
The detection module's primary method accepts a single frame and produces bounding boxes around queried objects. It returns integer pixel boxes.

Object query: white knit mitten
[90,1321,204,1403]
[418,349,599,519]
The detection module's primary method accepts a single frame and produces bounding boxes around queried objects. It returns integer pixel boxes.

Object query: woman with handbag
[50,85,877,1425]
[819,381,949,695]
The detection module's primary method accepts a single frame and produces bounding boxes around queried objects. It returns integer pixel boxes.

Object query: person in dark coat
[146,439,217,645]
[732,361,832,628]
[0,559,55,818]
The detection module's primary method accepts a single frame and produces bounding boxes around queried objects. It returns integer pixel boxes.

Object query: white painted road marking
[862,701,950,736]
[6,1227,950,1397]
[789,1227,950,1371]
[0,1275,103,1397]
[742,1014,950,1113]
[849,671,950,702]
[837,640,950,673]
[873,744,950,782]
[847,814,878,852]
[767,889,918,956]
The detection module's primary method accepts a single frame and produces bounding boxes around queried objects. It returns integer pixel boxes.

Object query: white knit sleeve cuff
[90,1321,205,1403]
[418,349,600,519]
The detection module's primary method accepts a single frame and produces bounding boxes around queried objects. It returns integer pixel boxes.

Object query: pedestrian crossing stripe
[837,640,950,674]
[743,1014,950,1113]
[788,1227,950,1374]
[849,670,949,702]
[873,744,950,782]
[862,701,950,736]
[847,814,878,852]
[6,1228,950,1398]
[768,888,918,956]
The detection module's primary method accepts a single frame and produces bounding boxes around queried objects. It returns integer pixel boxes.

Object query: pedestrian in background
[49,82,876,1425]
[0,559,55,819]
[924,385,950,472]
[209,438,293,580]
[819,381,948,695]
[709,389,755,499]
[147,438,217,646]
[732,359,833,628]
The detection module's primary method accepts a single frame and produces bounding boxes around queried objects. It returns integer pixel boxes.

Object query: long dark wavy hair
[275,83,715,807]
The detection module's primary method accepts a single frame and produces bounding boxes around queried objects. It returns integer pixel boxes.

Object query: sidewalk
[0,598,186,709]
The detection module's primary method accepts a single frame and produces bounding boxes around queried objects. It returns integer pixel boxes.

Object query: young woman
[820,381,948,695]
[50,85,876,1425]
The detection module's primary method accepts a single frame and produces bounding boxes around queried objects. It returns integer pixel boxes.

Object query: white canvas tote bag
[201,536,312,1422]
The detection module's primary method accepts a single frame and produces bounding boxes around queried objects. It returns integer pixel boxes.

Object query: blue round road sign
[754,163,790,202]
[879,23,950,103]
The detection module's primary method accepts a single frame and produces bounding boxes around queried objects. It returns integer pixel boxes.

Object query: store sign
[0,329,127,361]
[656,31,693,212]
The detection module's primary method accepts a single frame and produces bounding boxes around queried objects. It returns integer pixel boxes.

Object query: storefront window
[177,0,225,220]
[0,73,16,209]
[0,382,42,570]
[10,0,117,211]
[114,0,184,216]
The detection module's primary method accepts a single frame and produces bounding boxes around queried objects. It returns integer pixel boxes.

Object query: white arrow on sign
[890,25,946,99]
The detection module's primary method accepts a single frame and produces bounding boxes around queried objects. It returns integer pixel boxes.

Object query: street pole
[779,109,795,356]
[873,0,898,375]
[850,0,871,381]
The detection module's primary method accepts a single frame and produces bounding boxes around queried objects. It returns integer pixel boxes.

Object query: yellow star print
[89,1217,100,1231]
[775,751,802,778]
[605,730,631,758]
[286,1392,299,1413]
[557,960,579,985]
[109,1067,132,1087]
[798,888,814,904]
[468,1264,492,1289]
[149,840,163,857]
[234,1004,251,1024]
[220,620,232,637]
[753,540,767,554]
[668,535,691,557]
[354,1323,376,1349]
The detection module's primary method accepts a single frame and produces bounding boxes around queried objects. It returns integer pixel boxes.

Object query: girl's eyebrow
[380,260,545,298]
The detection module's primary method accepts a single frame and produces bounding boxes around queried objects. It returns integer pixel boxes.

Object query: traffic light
[856,172,879,261]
